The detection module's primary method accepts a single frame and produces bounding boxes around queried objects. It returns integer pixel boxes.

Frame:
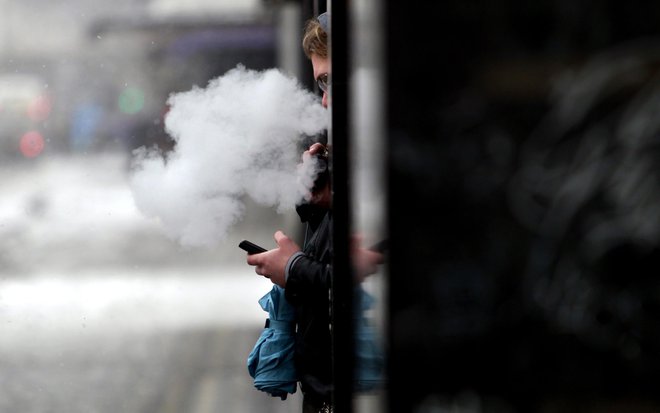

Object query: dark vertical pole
[329,1,354,412]
[299,0,316,90]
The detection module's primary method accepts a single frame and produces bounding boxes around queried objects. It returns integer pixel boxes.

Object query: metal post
[328,0,354,412]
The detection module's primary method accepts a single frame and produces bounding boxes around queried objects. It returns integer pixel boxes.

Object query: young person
[245,12,383,413]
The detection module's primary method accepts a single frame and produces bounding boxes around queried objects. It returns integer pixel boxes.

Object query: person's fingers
[309,142,325,154]
[371,250,385,264]
[350,234,364,252]
[274,230,287,244]
[254,266,271,278]
[246,254,260,265]
[304,143,327,159]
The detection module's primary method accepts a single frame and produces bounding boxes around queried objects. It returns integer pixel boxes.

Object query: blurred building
[0,0,284,158]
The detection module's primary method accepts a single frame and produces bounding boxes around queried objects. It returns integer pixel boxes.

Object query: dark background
[385,1,660,412]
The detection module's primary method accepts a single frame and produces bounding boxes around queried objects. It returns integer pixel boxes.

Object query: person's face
[311,53,330,108]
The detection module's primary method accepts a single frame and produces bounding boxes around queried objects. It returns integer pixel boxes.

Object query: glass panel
[350,0,388,411]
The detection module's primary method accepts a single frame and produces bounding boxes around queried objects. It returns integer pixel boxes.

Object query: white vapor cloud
[129,65,328,248]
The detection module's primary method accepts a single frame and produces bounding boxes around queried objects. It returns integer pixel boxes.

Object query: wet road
[0,274,303,413]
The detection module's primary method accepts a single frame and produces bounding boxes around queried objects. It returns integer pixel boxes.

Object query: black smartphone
[238,240,267,255]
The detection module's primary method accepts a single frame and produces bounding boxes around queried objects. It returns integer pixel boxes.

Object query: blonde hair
[302,17,328,59]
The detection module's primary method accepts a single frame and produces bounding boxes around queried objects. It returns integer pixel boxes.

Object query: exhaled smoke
[129,65,328,248]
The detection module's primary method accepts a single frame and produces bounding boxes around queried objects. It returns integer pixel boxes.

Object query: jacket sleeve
[284,253,332,304]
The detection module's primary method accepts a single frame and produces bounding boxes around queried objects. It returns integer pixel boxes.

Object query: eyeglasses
[316,73,329,93]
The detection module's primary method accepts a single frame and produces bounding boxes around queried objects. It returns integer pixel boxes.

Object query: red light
[20,131,45,158]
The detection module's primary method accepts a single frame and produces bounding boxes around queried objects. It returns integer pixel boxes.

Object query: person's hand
[302,143,331,207]
[304,142,327,158]
[246,231,301,287]
[351,235,385,283]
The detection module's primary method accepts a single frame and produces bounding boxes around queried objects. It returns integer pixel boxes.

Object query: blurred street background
[0,153,305,413]
[0,0,316,411]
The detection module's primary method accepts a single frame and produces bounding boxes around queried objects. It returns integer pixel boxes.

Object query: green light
[118,87,145,114]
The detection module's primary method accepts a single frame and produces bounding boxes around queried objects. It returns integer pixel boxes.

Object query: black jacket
[285,204,333,403]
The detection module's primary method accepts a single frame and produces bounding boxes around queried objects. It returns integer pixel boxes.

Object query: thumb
[274,230,287,245]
